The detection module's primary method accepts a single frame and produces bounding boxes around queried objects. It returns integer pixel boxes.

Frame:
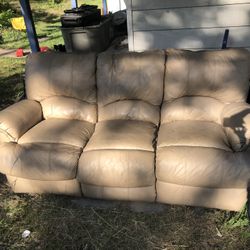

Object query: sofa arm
[222,102,250,151]
[0,100,42,143]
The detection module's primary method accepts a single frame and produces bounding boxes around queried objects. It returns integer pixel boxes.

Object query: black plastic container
[61,5,101,27]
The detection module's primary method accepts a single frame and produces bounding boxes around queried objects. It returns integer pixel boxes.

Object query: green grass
[0,0,102,49]
[0,57,25,109]
[0,176,250,249]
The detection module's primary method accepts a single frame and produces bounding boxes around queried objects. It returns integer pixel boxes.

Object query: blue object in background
[71,0,78,8]
[102,0,108,15]
[19,0,40,53]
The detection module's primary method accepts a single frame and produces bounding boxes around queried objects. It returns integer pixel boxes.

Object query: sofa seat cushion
[79,150,155,188]
[77,120,157,201]
[84,120,156,152]
[156,147,250,189]
[19,118,94,148]
[0,142,82,181]
[158,121,231,151]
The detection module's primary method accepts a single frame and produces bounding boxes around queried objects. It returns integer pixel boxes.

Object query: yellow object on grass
[11,17,26,31]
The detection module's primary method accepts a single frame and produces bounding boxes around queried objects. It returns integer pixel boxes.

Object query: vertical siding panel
[126,0,250,51]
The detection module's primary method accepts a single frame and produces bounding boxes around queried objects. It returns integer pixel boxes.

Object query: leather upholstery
[0,52,97,185]
[7,176,81,196]
[41,96,97,123]
[26,52,96,103]
[84,120,156,152]
[78,50,165,201]
[161,97,224,124]
[97,51,164,124]
[0,49,250,211]
[0,100,42,143]
[0,142,82,181]
[156,48,250,210]
[164,48,250,103]
[19,118,94,148]
[26,52,97,126]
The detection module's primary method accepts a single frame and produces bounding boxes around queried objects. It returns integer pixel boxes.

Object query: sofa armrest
[221,102,250,151]
[0,100,42,143]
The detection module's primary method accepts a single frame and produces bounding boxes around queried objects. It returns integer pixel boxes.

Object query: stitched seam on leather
[164,94,226,104]
[154,50,167,202]
[39,94,95,104]
[75,147,84,196]
[81,183,154,189]
[94,53,98,124]
[158,144,232,152]
[156,180,246,190]
[161,119,225,126]
[102,98,158,108]
[83,148,154,153]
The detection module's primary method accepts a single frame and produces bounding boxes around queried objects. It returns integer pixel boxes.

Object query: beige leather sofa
[0,48,250,211]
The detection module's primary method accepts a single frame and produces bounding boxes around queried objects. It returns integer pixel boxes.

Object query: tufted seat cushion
[19,118,94,148]
[158,121,231,151]
[78,50,165,201]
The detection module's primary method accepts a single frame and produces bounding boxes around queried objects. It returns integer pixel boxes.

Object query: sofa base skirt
[156,181,247,211]
[81,183,156,202]
[7,176,81,197]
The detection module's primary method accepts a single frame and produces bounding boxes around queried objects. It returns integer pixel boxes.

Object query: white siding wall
[125,0,250,51]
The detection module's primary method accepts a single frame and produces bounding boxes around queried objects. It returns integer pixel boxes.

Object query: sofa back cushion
[162,49,250,124]
[97,51,165,125]
[25,52,97,123]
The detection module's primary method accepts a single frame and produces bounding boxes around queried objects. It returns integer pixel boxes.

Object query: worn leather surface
[0,100,42,143]
[78,120,156,194]
[0,50,97,185]
[25,52,97,124]
[25,52,97,103]
[157,48,250,210]
[79,150,155,187]
[7,176,81,196]
[19,118,94,148]
[81,183,155,202]
[78,51,165,201]
[0,142,82,181]
[161,97,224,124]
[84,120,156,152]
[157,147,250,188]
[164,48,250,103]
[99,100,160,125]
[97,50,165,107]
[158,121,231,151]
[1,49,250,210]
[41,96,97,124]
[156,181,247,211]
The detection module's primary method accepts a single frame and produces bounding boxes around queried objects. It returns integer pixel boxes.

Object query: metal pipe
[102,0,108,15]
[19,0,40,53]
[71,0,78,9]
